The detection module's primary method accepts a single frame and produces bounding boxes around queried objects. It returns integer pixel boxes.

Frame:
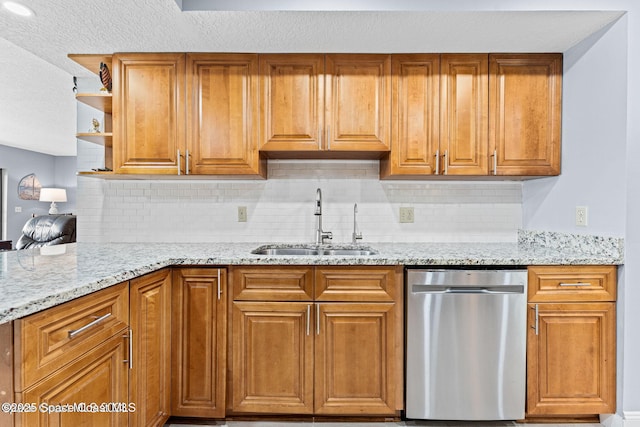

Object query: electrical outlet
[14,206,22,213]
[237,206,247,222]
[576,206,588,227]
[399,207,414,223]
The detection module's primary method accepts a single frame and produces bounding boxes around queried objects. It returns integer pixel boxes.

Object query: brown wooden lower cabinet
[231,301,314,414]
[129,269,172,427]
[171,267,227,418]
[231,301,398,416]
[526,302,616,416]
[526,265,617,418]
[315,302,397,415]
[4,262,621,425]
[18,333,129,427]
[229,265,402,417]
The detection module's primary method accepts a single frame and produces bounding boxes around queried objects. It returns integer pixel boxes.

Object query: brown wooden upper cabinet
[381,54,488,178]
[381,52,561,178]
[186,54,265,176]
[259,54,391,158]
[112,53,265,177]
[489,53,562,176]
[103,52,560,178]
[113,53,186,175]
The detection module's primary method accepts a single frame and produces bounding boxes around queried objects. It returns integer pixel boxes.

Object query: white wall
[620,5,640,426]
[522,18,627,237]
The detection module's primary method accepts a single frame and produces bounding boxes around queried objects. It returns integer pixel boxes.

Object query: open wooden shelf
[76,132,113,145]
[77,171,115,177]
[68,54,113,75]
[76,93,112,113]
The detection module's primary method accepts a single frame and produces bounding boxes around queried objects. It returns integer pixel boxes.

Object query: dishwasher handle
[412,284,524,294]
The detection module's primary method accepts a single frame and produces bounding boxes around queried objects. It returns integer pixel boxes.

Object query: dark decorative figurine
[99,62,112,92]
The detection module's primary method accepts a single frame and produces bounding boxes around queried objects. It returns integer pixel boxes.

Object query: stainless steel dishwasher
[405,268,527,421]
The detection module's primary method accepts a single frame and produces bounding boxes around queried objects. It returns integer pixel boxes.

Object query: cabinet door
[129,269,172,427]
[19,333,129,427]
[186,54,265,177]
[381,54,439,178]
[489,54,562,176]
[231,301,314,414]
[315,303,397,415]
[527,302,616,415]
[326,55,391,153]
[171,268,226,418]
[441,54,489,175]
[113,53,186,174]
[259,54,325,152]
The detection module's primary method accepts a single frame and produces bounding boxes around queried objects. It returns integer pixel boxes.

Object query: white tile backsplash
[77,160,523,243]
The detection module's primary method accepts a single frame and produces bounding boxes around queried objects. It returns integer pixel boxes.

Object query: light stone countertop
[0,233,624,324]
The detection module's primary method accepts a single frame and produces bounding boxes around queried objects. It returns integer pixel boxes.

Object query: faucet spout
[314,188,332,244]
[352,203,363,244]
[315,188,322,215]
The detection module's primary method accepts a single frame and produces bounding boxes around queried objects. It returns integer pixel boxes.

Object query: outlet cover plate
[238,206,247,222]
[399,207,414,223]
[576,206,588,227]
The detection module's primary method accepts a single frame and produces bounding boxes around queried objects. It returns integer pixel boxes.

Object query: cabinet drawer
[232,266,314,301]
[315,266,399,302]
[17,332,129,427]
[528,266,617,302]
[15,282,129,391]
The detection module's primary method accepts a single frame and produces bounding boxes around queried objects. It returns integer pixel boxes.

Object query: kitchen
[0,0,639,426]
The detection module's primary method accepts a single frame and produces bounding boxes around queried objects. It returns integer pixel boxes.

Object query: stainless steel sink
[253,248,321,256]
[251,246,377,256]
[321,248,377,256]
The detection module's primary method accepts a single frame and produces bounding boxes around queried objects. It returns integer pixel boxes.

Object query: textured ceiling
[0,0,625,156]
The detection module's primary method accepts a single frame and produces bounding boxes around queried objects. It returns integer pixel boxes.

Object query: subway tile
[76,163,524,243]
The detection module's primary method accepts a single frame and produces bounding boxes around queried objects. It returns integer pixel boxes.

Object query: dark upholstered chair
[16,215,76,249]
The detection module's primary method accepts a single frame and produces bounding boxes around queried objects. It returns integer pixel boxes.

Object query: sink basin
[320,249,378,256]
[253,248,321,256]
[251,246,378,256]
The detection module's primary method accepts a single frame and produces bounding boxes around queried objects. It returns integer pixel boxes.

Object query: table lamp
[39,188,67,214]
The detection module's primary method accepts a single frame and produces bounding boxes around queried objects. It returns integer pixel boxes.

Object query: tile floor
[165,421,603,427]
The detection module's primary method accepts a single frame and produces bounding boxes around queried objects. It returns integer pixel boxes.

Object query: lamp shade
[39,188,67,203]
[39,188,67,214]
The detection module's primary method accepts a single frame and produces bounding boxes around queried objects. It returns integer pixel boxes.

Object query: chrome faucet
[352,203,363,244]
[314,188,333,244]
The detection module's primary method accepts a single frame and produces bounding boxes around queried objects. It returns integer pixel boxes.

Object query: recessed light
[2,1,34,17]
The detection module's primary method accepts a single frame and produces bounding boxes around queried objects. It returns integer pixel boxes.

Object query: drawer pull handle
[443,150,448,175]
[123,328,133,369]
[68,313,111,338]
[217,268,221,301]
[559,282,592,287]
[491,150,497,175]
